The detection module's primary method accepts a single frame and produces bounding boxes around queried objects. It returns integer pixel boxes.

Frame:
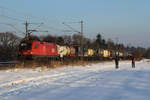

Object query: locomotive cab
[20,42,32,51]
[19,41,33,59]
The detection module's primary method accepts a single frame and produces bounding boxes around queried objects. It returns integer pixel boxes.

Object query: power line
[62,20,84,56]
[0,5,66,35]
[24,21,51,40]
[0,5,34,19]
[0,14,25,22]
[0,5,60,24]
[42,24,64,32]
[0,6,85,37]
[0,23,25,36]
[62,22,80,33]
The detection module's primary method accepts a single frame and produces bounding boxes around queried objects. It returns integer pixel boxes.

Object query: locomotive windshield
[20,43,32,50]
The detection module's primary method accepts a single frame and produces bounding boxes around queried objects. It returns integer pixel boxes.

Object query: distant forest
[0,32,150,61]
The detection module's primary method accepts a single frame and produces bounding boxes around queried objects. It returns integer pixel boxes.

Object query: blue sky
[0,0,150,48]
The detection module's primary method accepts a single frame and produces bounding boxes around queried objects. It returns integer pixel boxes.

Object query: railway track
[0,61,20,65]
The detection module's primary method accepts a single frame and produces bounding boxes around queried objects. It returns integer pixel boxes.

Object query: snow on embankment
[0,60,150,100]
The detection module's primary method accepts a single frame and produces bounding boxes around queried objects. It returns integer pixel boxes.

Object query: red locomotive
[19,41,58,59]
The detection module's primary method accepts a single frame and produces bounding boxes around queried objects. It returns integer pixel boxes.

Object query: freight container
[57,45,70,58]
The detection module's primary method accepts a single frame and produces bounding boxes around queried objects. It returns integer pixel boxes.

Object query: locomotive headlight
[30,51,33,54]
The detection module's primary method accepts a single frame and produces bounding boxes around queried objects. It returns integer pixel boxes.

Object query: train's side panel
[69,46,76,57]
[20,41,58,58]
[99,50,110,58]
[57,45,70,58]
[88,49,94,56]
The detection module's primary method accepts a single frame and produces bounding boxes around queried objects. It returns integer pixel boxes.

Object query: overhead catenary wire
[0,14,25,22]
[0,23,25,36]
[42,24,64,32]
[0,5,60,24]
[0,5,35,20]
[62,22,80,33]
[0,5,67,34]
[0,5,84,37]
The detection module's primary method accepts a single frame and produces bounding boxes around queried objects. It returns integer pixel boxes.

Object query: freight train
[18,40,130,60]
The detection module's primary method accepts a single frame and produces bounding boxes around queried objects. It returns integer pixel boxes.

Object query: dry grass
[0,58,143,71]
[1,56,123,71]
[0,59,105,71]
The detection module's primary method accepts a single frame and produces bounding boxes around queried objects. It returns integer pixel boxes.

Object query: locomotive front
[18,41,33,59]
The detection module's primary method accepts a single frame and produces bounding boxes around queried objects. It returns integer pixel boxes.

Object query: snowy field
[0,59,150,100]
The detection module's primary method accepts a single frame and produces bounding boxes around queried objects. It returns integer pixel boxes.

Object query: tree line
[0,32,150,61]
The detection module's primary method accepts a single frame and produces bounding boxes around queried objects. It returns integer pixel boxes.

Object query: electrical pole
[62,20,84,57]
[80,20,83,36]
[80,20,84,56]
[24,21,45,40]
[25,21,29,40]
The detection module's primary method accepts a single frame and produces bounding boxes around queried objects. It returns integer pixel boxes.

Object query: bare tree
[62,35,72,45]
[72,34,82,45]
[0,32,20,61]
[56,36,64,45]
[42,35,56,43]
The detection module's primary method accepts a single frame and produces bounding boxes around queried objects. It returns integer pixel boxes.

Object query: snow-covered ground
[0,59,150,100]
